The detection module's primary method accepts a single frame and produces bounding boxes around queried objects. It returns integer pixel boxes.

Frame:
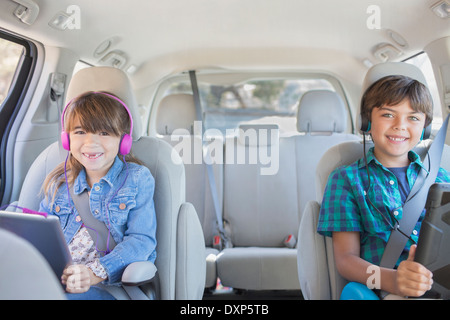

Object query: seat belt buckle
[213,235,222,250]
[283,234,296,248]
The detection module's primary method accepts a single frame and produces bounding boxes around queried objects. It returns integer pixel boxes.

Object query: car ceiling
[0,0,449,87]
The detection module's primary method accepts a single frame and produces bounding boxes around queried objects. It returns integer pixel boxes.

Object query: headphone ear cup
[359,114,371,133]
[119,134,132,155]
[61,131,70,151]
[421,125,431,140]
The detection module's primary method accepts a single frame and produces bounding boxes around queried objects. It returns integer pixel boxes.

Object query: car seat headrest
[361,62,428,96]
[155,93,197,135]
[297,90,347,134]
[66,66,142,140]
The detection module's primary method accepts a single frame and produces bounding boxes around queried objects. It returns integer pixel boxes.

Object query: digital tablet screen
[0,211,72,278]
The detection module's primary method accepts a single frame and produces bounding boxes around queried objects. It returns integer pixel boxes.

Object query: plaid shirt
[317,147,450,266]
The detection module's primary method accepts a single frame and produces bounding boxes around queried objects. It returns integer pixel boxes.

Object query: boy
[317,74,450,298]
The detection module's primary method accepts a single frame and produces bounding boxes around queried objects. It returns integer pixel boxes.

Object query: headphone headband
[61,91,133,155]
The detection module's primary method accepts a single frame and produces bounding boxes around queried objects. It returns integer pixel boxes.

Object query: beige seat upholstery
[217,123,301,290]
[155,93,223,289]
[297,140,368,299]
[215,90,359,292]
[293,90,360,216]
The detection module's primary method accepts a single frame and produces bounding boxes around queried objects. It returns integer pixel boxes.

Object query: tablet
[415,183,450,299]
[0,210,72,278]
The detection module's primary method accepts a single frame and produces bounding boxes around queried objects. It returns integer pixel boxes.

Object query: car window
[156,74,336,134]
[0,38,24,106]
[0,34,34,205]
[72,60,91,76]
[404,52,442,136]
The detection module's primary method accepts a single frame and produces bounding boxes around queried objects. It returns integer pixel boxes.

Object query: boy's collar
[359,147,426,170]
[73,156,124,194]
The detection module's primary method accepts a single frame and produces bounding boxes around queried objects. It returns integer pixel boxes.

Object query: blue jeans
[66,286,115,300]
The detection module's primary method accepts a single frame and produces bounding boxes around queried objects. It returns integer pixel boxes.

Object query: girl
[39,91,157,300]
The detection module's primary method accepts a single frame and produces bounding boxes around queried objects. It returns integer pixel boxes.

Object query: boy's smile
[369,98,425,168]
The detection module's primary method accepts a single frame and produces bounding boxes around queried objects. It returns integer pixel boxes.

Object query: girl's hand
[62,264,105,293]
[62,264,92,293]
[395,245,433,297]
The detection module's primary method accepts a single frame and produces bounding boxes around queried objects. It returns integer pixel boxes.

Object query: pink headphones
[61,92,133,155]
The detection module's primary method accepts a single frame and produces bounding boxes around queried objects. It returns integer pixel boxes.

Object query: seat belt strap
[189,70,230,248]
[380,114,450,268]
[189,70,203,126]
[69,187,117,255]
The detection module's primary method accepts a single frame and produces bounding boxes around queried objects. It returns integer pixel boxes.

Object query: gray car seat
[0,228,66,299]
[155,93,223,289]
[294,90,360,216]
[13,66,205,299]
[297,140,368,299]
[215,90,359,292]
[216,123,301,291]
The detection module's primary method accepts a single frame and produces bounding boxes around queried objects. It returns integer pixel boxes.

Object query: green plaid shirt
[317,147,450,266]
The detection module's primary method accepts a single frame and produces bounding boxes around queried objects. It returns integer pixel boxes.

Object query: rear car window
[154,73,337,134]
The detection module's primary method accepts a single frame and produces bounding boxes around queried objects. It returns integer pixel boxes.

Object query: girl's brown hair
[42,91,141,202]
[361,75,433,127]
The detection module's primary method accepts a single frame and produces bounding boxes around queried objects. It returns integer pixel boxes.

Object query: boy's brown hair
[361,75,433,128]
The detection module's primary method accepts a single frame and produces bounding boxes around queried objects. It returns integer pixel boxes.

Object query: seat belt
[69,187,117,255]
[70,188,157,299]
[189,70,230,249]
[380,114,450,269]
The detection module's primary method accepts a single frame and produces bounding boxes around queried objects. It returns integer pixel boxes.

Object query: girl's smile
[82,152,104,160]
[69,121,121,186]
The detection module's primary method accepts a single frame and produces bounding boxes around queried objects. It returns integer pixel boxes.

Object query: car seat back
[0,228,66,299]
[155,93,223,288]
[155,93,223,249]
[294,90,360,216]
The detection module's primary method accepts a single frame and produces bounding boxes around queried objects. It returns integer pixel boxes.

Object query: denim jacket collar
[73,156,124,194]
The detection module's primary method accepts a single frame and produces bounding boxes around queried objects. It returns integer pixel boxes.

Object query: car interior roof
[0,0,448,88]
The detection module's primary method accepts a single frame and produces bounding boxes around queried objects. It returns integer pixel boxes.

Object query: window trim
[0,30,37,205]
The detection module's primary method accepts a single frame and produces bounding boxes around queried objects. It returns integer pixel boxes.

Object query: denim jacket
[39,156,157,285]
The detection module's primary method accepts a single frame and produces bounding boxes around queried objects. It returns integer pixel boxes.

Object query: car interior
[0,0,449,301]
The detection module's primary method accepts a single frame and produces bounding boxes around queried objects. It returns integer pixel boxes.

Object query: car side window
[405,52,442,136]
[0,38,24,107]
[0,34,34,205]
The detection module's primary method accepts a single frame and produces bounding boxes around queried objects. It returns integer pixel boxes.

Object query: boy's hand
[395,245,433,297]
